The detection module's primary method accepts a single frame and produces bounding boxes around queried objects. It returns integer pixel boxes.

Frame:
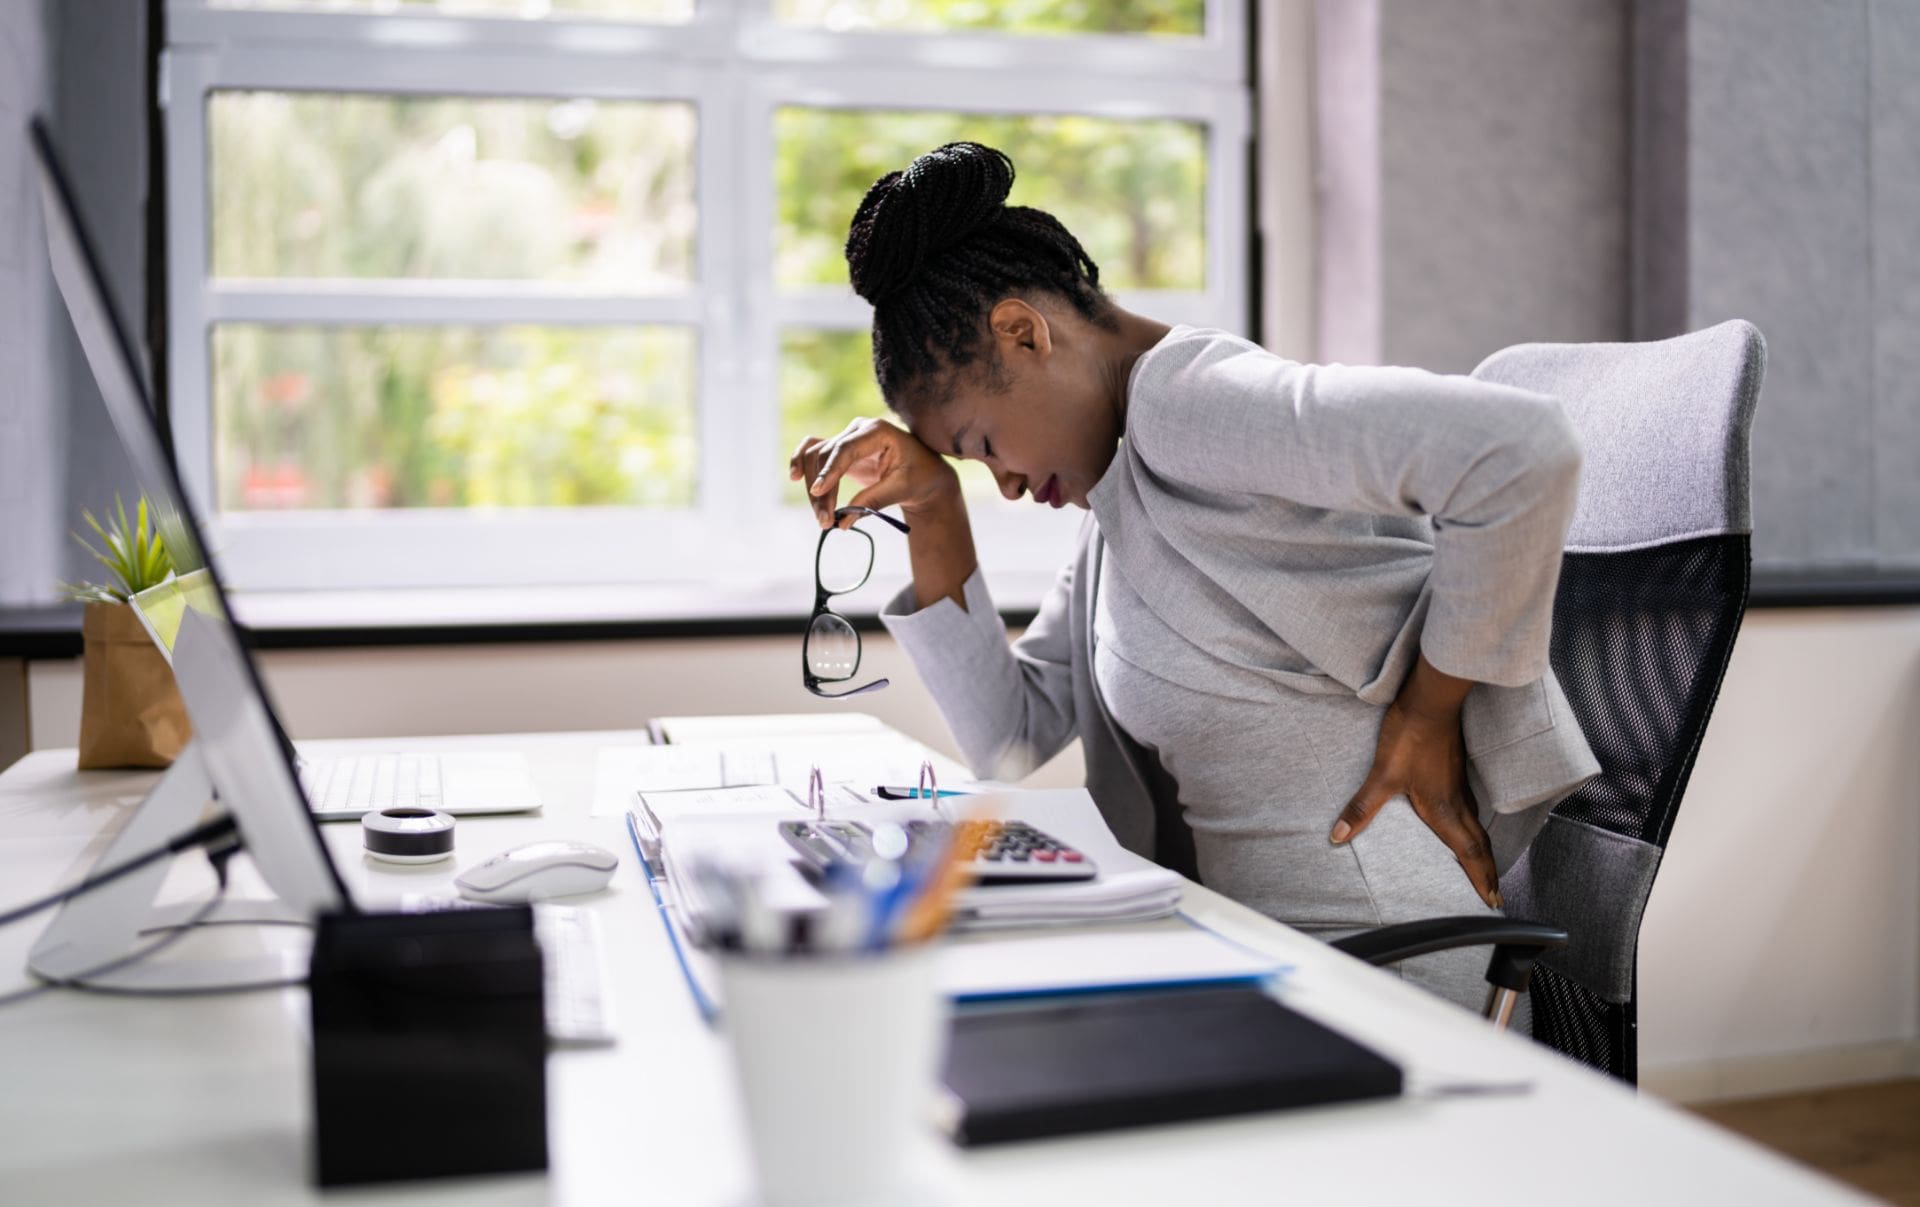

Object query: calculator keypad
[908,819,1098,883]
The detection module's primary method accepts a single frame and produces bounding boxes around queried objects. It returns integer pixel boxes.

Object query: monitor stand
[28,741,311,991]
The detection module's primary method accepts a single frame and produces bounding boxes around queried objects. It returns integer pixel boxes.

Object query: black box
[308,907,548,1187]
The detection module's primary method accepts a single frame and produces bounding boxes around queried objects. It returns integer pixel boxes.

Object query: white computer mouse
[455,841,619,904]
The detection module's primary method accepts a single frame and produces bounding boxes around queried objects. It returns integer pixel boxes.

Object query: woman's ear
[989,298,1052,359]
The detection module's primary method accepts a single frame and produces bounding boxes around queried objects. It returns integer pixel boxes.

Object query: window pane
[780,328,998,504]
[776,108,1206,292]
[774,0,1203,37]
[209,0,694,21]
[211,92,696,284]
[214,325,696,511]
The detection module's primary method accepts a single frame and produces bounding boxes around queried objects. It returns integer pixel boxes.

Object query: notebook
[939,985,1403,1145]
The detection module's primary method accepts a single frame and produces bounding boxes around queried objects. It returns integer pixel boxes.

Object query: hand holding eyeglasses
[791,417,981,694]
[788,416,960,531]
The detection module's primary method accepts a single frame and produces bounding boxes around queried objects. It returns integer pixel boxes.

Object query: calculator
[905,819,1098,884]
[778,818,1098,885]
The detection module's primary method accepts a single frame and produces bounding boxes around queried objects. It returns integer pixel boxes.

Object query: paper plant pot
[76,601,192,770]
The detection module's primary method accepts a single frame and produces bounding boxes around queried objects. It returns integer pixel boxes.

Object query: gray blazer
[882,328,1600,874]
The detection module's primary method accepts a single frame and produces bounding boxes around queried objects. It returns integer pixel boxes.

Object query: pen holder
[719,944,946,1207]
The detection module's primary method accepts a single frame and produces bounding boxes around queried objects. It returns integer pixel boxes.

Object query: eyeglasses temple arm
[832,506,911,535]
[804,677,890,699]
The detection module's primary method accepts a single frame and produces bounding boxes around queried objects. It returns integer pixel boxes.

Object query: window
[165,0,1250,605]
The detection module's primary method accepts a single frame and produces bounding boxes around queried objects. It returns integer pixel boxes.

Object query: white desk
[0,731,1862,1205]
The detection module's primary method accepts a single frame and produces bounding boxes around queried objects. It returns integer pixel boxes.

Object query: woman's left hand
[1328,656,1502,909]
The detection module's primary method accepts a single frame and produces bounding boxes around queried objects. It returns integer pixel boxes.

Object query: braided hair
[844,141,1114,411]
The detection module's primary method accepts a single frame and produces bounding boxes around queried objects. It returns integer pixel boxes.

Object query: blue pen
[863,852,947,951]
[871,822,963,949]
[873,785,972,800]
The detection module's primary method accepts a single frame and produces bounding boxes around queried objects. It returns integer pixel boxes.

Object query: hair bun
[845,142,1015,304]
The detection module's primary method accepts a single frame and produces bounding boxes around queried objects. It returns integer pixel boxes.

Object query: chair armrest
[1330,917,1568,992]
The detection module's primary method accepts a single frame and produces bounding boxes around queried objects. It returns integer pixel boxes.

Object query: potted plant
[60,497,191,769]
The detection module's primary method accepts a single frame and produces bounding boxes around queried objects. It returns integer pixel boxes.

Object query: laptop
[40,121,538,820]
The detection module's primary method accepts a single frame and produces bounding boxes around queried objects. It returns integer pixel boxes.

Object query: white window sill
[224,570,1061,645]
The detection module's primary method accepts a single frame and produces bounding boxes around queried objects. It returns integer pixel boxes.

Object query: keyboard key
[304,754,446,817]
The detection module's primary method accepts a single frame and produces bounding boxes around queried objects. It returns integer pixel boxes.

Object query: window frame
[162,0,1251,606]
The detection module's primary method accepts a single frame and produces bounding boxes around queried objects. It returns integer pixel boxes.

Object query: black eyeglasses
[804,506,911,698]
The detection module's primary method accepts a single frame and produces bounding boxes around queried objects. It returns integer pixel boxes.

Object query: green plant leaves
[61,494,177,604]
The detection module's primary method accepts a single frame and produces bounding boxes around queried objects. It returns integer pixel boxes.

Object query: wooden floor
[1688,1078,1920,1204]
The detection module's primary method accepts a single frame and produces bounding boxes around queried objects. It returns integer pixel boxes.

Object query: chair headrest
[1473,320,1765,552]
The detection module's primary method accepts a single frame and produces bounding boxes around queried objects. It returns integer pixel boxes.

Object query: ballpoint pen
[872,785,971,800]
[879,760,961,820]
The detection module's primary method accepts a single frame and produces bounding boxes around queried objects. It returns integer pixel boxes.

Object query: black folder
[941,985,1402,1146]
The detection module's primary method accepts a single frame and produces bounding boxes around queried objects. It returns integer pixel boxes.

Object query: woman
[790,143,1597,1014]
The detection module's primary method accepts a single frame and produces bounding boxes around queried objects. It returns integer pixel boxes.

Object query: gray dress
[1094,550,1506,1011]
[881,326,1600,1015]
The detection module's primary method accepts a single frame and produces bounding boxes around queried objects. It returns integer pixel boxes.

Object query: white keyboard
[303,754,443,817]
[535,905,616,1049]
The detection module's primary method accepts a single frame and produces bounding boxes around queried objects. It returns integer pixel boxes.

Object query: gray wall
[1316,0,1920,574]
[1875,1,1920,572]
[0,0,148,605]
[49,0,148,589]
[0,3,58,606]
[1640,0,1919,573]
[1316,0,1631,373]
[1379,0,1630,373]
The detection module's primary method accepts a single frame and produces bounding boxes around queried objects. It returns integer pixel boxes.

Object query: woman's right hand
[789,417,961,530]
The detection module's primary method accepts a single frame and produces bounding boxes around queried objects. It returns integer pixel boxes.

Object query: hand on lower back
[1328,657,1501,909]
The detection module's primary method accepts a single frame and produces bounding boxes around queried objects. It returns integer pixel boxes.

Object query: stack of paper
[947,869,1184,930]
[944,789,1186,929]
[618,735,969,796]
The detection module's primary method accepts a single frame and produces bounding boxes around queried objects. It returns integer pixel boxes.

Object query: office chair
[1331,319,1767,1084]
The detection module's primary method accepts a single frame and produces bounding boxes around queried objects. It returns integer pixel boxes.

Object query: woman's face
[904,299,1123,510]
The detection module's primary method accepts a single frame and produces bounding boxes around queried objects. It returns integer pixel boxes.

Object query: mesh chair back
[1470,320,1765,1082]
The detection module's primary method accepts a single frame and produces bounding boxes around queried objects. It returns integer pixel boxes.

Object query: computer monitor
[26,117,354,989]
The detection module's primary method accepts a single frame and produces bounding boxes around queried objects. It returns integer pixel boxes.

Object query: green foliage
[774,0,1203,37]
[426,328,696,508]
[61,497,176,604]
[211,91,695,284]
[775,108,1205,291]
[215,326,696,511]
